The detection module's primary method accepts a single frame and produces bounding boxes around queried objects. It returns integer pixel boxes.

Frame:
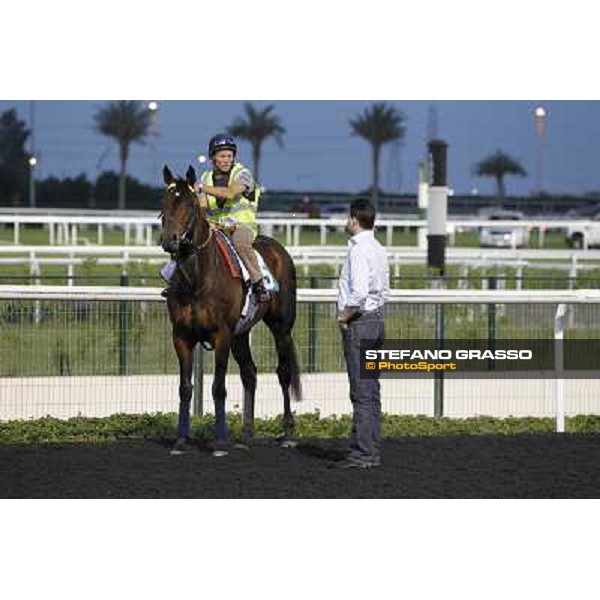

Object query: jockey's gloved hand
[222,217,237,231]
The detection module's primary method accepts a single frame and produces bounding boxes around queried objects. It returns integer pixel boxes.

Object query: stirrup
[252,281,270,303]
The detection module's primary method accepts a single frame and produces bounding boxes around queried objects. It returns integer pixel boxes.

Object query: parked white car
[566,212,600,249]
[479,211,529,248]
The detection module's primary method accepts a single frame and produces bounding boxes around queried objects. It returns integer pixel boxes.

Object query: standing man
[337,198,389,469]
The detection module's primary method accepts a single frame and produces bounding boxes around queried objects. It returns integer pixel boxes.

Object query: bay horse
[160,165,302,456]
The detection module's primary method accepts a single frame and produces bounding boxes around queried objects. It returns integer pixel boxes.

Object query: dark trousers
[341,310,385,463]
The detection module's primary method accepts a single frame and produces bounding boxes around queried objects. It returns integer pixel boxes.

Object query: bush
[2,412,600,445]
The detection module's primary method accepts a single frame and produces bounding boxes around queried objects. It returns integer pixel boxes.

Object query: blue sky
[2,100,600,197]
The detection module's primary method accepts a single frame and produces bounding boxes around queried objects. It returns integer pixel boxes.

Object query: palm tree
[474,150,527,200]
[349,102,406,207]
[227,103,285,181]
[94,101,152,209]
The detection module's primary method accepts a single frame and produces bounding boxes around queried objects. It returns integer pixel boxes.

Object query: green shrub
[1,412,600,445]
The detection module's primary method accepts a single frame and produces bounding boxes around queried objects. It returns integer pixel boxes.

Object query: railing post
[433,276,445,418]
[554,303,567,433]
[118,273,129,375]
[308,276,317,373]
[488,276,497,370]
[192,345,204,416]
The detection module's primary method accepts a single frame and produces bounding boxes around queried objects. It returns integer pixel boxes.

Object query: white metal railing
[1,285,598,430]
[2,244,600,261]
[2,245,600,277]
[2,285,600,304]
[0,213,593,246]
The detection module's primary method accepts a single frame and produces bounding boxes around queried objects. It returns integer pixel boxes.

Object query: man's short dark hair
[349,197,376,229]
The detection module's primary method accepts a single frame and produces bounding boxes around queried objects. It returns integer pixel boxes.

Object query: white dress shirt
[337,229,389,312]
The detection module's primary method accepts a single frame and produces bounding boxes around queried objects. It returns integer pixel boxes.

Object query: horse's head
[160,165,199,254]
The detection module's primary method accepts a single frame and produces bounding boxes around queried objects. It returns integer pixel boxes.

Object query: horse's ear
[186,165,196,186]
[163,165,174,185]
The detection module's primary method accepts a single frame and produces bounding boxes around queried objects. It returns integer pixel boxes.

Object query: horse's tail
[256,234,303,402]
[284,244,302,403]
[288,336,303,403]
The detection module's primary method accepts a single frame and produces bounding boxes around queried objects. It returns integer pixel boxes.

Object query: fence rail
[0,214,595,246]
[3,285,600,303]
[2,246,600,282]
[1,285,599,431]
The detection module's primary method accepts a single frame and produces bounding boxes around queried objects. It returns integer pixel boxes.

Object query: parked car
[479,210,529,248]
[563,204,600,219]
[566,212,600,249]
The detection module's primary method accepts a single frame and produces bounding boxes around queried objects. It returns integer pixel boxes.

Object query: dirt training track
[1,434,600,498]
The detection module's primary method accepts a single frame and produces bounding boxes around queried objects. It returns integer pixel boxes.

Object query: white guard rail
[0,214,594,247]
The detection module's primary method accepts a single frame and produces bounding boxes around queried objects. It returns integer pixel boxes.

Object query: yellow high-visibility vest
[200,163,259,235]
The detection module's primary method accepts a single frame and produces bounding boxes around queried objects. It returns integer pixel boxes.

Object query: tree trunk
[252,142,261,182]
[371,143,381,209]
[496,174,505,200]
[118,142,128,210]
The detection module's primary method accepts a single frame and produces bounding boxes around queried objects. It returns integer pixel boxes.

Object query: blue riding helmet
[208,134,237,158]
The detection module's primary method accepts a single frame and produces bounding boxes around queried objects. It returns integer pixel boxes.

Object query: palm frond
[349,102,406,146]
[475,150,527,177]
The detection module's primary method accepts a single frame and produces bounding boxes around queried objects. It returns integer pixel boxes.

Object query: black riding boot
[252,279,270,303]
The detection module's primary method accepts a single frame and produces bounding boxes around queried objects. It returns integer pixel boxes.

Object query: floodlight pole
[29,101,37,208]
[534,106,547,196]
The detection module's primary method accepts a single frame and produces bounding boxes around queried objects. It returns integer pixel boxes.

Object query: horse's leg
[212,331,231,456]
[171,333,194,455]
[266,321,301,444]
[231,332,257,445]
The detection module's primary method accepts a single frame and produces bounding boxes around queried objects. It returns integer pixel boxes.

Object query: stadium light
[534,104,547,196]
[28,155,37,208]
[148,102,160,181]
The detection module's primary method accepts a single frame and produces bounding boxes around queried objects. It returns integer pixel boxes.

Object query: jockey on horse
[161,133,270,303]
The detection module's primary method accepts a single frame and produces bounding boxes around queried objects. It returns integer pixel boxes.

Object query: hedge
[1,412,600,445]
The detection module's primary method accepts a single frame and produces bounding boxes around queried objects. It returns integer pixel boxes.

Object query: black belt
[358,307,384,318]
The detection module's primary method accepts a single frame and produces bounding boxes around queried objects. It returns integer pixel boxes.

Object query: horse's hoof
[280,439,298,448]
[212,449,229,458]
[234,442,250,451]
[170,438,191,455]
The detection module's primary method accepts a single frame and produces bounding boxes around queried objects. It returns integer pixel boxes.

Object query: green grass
[0,224,598,377]
[0,223,575,249]
[0,225,156,246]
[4,297,598,377]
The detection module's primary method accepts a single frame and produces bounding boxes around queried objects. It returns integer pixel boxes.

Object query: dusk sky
[3,100,600,197]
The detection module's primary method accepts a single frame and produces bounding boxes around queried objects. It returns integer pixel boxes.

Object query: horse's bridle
[161,182,216,254]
